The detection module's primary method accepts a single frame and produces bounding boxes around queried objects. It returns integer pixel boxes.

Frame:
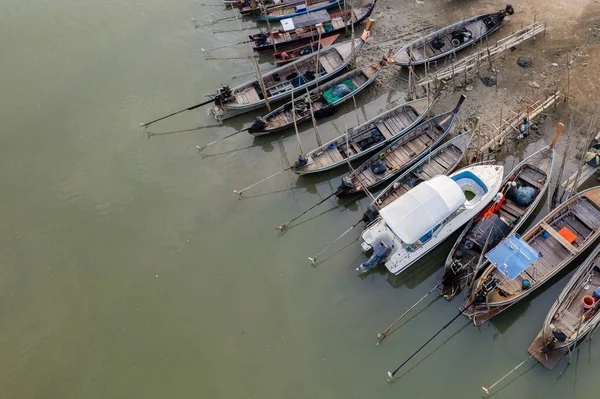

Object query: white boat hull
[361,165,504,275]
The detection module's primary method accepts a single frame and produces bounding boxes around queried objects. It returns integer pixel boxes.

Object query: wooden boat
[528,245,600,369]
[208,36,367,121]
[291,95,436,175]
[462,186,600,326]
[359,164,504,275]
[439,142,557,300]
[362,133,473,222]
[273,34,339,65]
[238,0,336,16]
[257,0,343,21]
[248,60,384,136]
[393,4,514,66]
[249,1,376,52]
[334,95,466,197]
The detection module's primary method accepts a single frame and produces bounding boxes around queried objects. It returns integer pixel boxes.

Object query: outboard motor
[214,85,233,106]
[359,239,392,273]
[336,177,355,195]
[475,275,497,302]
[363,204,379,223]
[294,154,308,168]
[249,116,267,133]
[552,329,567,343]
[256,32,269,46]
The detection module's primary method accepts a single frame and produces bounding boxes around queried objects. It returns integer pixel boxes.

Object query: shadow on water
[389,320,472,384]
[386,230,463,290]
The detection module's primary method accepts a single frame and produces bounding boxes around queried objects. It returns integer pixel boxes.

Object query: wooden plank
[539,221,579,254]
[406,140,425,155]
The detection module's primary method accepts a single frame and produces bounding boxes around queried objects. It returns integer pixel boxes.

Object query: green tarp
[323,80,356,104]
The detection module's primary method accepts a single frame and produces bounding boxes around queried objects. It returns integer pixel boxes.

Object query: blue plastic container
[542,231,549,239]
[593,288,600,300]
[522,279,531,289]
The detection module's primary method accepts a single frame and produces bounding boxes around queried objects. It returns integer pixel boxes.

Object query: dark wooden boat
[361,133,472,222]
[248,60,384,136]
[334,95,466,197]
[439,142,557,300]
[462,186,600,326]
[208,37,365,121]
[257,0,343,21]
[528,245,600,369]
[291,95,435,175]
[239,0,338,17]
[249,1,376,52]
[393,4,514,66]
[273,34,339,65]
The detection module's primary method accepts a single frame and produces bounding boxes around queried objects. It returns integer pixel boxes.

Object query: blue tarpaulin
[485,235,540,280]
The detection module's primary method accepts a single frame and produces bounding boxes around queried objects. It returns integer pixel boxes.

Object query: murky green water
[1,0,598,398]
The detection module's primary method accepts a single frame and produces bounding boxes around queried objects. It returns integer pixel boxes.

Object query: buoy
[583,295,596,310]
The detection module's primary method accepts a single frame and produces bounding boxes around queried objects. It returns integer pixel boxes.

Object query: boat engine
[249,116,267,132]
[214,85,233,106]
[336,177,355,195]
[359,237,393,273]
[294,154,308,168]
[475,275,497,302]
[363,204,379,223]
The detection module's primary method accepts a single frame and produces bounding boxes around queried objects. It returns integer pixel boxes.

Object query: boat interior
[551,261,600,340]
[350,112,453,189]
[305,104,424,170]
[231,41,359,106]
[263,64,378,130]
[397,15,498,63]
[376,141,464,207]
[490,196,600,301]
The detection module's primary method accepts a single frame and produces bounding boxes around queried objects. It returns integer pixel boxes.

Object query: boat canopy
[380,175,466,244]
[486,235,540,280]
[281,10,330,31]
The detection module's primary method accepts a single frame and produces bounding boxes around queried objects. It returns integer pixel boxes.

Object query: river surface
[1,0,599,398]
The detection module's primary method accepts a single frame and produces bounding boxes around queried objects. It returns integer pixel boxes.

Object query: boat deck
[490,197,600,300]
[405,19,488,62]
[350,115,449,189]
[378,142,463,207]
[529,262,600,369]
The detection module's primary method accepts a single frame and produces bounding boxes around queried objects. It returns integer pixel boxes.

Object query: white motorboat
[359,164,504,275]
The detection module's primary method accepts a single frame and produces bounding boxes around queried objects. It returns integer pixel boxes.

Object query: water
[1,0,599,398]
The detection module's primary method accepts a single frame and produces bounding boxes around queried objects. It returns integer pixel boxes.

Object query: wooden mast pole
[291,89,304,154]
[260,0,278,53]
[249,44,271,111]
[306,90,322,146]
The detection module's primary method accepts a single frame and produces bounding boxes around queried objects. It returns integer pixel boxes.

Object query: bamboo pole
[306,91,322,146]
[291,89,304,154]
[249,46,271,111]
[260,0,278,53]
[315,30,322,88]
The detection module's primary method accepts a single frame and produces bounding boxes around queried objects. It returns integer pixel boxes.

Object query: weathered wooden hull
[208,39,365,121]
[256,0,343,21]
[463,186,600,326]
[528,245,600,369]
[394,6,512,66]
[335,95,466,197]
[251,2,376,52]
[248,62,383,136]
[440,146,555,300]
[291,97,433,175]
